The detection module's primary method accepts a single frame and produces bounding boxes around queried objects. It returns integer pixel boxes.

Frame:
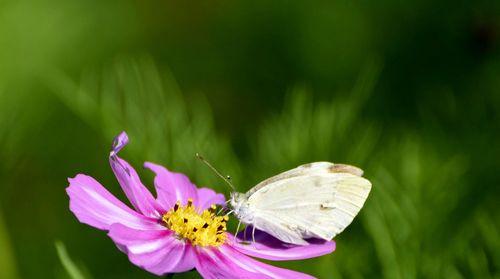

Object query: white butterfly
[229,162,372,245]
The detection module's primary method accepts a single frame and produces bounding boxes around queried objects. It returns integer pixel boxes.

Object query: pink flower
[66,132,335,278]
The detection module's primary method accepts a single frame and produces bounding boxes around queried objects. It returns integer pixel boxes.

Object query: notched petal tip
[66,173,158,231]
[66,173,91,189]
[111,131,129,156]
[143,162,199,208]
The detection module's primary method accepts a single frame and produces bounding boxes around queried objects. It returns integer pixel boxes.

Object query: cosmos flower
[66,132,335,278]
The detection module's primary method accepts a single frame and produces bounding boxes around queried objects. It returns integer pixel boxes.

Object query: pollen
[162,199,228,247]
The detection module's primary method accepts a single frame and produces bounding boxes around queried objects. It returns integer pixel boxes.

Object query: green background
[0,0,499,278]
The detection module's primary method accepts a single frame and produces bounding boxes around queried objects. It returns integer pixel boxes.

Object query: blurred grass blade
[55,241,89,279]
[252,60,382,181]
[44,55,241,192]
[0,209,19,279]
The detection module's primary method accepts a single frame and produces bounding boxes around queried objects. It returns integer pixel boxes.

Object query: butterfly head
[229,192,246,209]
[229,192,254,223]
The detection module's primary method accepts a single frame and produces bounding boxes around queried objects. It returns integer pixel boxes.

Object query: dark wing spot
[320,202,336,210]
[329,164,364,176]
[314,178,322,187]
[301,163,313,168]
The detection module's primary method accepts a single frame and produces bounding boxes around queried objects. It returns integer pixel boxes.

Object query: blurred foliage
[45,55,241,192]
[0,0,499,278]
[55,241,91,279]
[0,209,19,279]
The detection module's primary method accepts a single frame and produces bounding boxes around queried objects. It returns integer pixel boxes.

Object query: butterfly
[195,155,371,246]
[229,162,372,245]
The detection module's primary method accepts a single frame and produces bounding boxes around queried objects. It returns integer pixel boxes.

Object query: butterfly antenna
[195,153,236,191]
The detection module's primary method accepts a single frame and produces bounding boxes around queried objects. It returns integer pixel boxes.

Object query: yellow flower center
[162,199,228,247]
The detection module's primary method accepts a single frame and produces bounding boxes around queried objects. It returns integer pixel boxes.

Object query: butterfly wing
[246,162,364,196]
[251,213,309,245]
[246,162,371,244]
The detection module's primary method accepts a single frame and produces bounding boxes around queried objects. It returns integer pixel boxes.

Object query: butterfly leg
[218,206,230,215]
[217,207,225,215]
[243,225,247,242]
[252,225,256,244]
[235,220,242,243]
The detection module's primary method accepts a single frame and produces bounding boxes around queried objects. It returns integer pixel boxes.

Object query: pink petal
[195,188,226,210]
[195,248,265,279]
[66,174,160,231]
[110,132,162,218]
[109,223,196,275]
[228,229,335,261]
[195,245,315,279]
[143,162,198,209]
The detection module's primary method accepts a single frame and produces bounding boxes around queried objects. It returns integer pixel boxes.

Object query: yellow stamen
[162,198,227,247]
